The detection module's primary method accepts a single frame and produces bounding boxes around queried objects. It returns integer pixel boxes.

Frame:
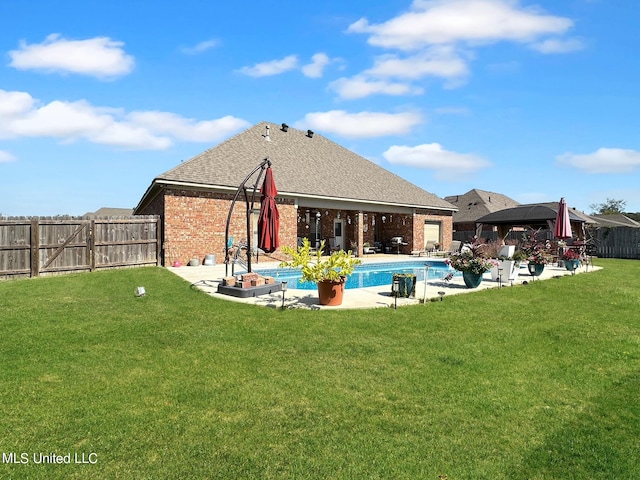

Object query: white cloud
[557,148,640,174]
[237,55,299,77]
[348,0,574,50]
[383,143,491,179]
[127,112,250,142]
[9,34,135,79]
[299,110,423,138]
[0,151,16,163]
[434,106,471,115]
[366,47,469,80]
[339,1,578,100]
[529,37,584,53]
[0,89,249,150]
[181,39,219,55]
[329,76,423,100]
[302,53,332,78]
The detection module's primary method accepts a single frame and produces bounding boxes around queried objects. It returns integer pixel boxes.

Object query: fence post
[30,218,40,277]
[89,220,96,271]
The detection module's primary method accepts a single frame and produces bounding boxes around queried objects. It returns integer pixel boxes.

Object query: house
[83,207,134,218]
[589,214,640,228]
[444,189,520,238]
[134,121,457,265]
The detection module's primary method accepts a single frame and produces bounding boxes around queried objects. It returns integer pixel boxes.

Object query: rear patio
[169,254,601,309]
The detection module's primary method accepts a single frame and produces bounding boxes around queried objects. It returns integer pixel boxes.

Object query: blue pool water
[255,260,458,290]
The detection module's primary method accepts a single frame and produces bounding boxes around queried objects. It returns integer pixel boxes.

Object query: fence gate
[0,216,159,279]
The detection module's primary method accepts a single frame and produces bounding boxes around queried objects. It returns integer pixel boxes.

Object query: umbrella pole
[224,158,271,276]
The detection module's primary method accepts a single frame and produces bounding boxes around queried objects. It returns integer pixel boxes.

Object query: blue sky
[1,0,639,216]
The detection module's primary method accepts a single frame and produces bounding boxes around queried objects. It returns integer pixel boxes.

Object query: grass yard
[1,258,639,479]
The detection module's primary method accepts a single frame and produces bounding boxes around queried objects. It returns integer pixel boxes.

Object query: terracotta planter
[317,278,346,306]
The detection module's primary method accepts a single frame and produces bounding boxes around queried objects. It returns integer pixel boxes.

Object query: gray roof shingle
[445,189,520,224]
[155,122,455,211]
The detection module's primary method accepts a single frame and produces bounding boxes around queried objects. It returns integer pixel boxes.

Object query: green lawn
[1,259,639,479]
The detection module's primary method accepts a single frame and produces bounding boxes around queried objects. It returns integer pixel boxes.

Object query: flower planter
[462,271,483,288]
[317,278,346,306]
[564,259,580,272]
[490,260,517,282]
[527,263,545,277]
[498,245,515,258]
[391,273,416,298]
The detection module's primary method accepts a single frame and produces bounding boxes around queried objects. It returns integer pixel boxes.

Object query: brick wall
[138,188,453,263]
[140,187,296,265]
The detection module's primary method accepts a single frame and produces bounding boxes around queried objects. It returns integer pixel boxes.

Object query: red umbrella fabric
[257,166,280,253]
[554,197,572,240]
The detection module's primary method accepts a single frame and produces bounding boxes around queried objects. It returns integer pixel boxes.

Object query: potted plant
[279,238,361,306]
[562,249,581,272]
[490,254,518,283]
[391,273,416,298]
[522,229,552,277]
[445,238,496,288]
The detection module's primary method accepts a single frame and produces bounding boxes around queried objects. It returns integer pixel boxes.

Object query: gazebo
[475,204,589,243]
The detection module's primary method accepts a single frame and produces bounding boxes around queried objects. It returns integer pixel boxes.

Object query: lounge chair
[437,240,462,257]
[363,244,376,254]
[411,241,437,256]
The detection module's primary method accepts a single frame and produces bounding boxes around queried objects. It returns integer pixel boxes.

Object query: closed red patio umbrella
[257,166,279,253]
[554,197,572,240]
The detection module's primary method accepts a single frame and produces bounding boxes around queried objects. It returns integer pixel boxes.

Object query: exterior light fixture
[381,215,386,223]
[438,291,445,301]
[423,265,430,305]
[281,281,288,308]
[315,212,321,249]
[392,279,400,309]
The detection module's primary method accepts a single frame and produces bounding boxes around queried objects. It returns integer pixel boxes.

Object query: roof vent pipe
[281,123,289,132]
[307,130,314,138]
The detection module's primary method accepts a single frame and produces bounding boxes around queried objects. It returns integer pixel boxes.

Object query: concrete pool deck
[168,254,601,309]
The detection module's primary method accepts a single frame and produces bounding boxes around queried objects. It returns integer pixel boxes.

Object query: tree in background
[589,198,626,215]
[589,198,640,222]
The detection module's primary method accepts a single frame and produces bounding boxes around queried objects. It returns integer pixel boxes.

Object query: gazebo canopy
[475,204,588,241]
[476,204,585,228]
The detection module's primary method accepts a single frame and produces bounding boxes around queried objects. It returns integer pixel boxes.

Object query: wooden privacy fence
[593,227,640,259]
[0,216,160,279]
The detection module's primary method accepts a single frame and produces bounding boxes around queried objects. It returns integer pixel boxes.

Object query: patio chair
[363,244,376,254]
[436,240,461,257]
[329,237,341,252]
[411,240,436,256]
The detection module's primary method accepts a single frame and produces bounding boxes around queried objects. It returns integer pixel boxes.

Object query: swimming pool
[255,260,458,290]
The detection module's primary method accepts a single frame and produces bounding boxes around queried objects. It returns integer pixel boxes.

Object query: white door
[333,219,344,250]
[424,222,441,248]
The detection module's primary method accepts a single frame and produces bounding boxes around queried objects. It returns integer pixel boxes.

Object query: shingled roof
[444,189,520,224]
[476,203,587,226]
[145,121,455,211]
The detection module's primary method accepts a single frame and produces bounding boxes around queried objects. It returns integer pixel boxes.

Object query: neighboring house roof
[83,207,134,217]
[590,214,640,228]
[444,189,520,224]
[136,122,456,213]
